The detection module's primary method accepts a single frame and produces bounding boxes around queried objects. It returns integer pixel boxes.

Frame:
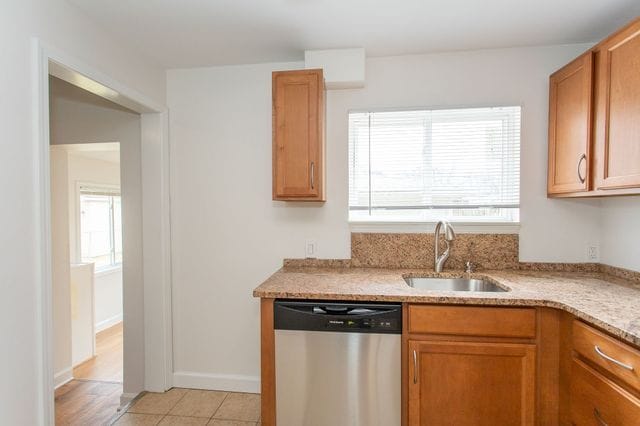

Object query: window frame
[347,104,522,232]
[76,182,122,273]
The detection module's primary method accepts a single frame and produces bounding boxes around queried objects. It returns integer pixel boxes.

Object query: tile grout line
[159,389,192,424]
[208,391,231,423]
[122,388,260,425]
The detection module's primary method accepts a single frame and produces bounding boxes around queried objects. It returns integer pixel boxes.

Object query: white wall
[94,269,124,331]
[167,44,602,390]
[0,0,164,422]
[600,197,640,271]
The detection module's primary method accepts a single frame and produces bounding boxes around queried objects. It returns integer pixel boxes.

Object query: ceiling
[68,0,640,69]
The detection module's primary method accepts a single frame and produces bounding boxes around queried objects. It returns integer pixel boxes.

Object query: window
[79,187,122,270]
[348,106,521,223]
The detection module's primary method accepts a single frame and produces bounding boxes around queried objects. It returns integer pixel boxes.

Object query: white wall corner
[95,314,124,333]
[305,48,365,89]
[54,367,73,389]
[173,371,260,394]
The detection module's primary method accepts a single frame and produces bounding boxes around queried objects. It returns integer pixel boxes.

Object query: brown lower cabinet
[408,340,536,425]
[260,301,640,426]
[570,358,640,425]
[405,305,539,426]
[564,320,640,426]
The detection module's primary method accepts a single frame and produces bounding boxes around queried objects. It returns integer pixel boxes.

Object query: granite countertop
[253,267,640,347]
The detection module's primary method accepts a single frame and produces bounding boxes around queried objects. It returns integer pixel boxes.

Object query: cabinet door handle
[593,408,608,426]
[594,345,634,371]
[413,349,418,384]
[577,153,587,184]
[310,162,315,190]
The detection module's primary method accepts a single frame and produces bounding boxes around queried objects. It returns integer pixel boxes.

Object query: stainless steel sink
[404,277,507,292]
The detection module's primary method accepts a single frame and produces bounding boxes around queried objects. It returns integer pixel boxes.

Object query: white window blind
[348,106,521,222]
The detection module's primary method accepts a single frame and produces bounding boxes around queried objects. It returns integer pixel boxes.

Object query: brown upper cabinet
[548,17,640,197]
[594,21,640,191]
[272,69,326,201]
[548,52,593,195]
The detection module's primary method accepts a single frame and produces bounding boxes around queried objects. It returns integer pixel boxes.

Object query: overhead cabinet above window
[548,17,640,198]
[272,69,326,201]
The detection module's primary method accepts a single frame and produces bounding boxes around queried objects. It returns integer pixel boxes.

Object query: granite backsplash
[350,232,519,269]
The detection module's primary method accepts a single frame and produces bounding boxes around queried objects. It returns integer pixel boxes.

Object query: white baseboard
[173,371,260,393]
[54,367,73,389]
[95,314,123,333]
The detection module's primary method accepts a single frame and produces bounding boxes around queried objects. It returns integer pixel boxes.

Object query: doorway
[48,74,132,424]
[34,43,173,425]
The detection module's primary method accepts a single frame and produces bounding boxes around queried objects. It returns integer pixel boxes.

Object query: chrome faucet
[434,221,455,272]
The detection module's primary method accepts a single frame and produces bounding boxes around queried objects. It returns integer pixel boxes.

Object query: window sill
[349,221,520,234]
[94,265,122,277]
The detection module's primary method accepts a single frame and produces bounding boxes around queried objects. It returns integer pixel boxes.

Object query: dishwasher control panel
[274,300,402,334]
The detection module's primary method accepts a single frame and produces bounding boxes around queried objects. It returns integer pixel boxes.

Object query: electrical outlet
[305,239,317,259]
[587,245,599,262]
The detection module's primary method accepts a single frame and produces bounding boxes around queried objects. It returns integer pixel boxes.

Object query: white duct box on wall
[304,48,365,89]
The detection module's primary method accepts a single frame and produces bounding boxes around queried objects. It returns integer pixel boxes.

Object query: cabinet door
[570,358,640,426]
[272,69,325,201]
[596,21,640,190]
[548,52,593,195]
[408,340,536,426]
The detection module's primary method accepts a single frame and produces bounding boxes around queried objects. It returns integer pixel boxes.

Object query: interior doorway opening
[35,43,173,425]
[48,71,140,424]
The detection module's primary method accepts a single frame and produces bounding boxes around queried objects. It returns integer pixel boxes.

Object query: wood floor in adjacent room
[55,380,123,425]
[56,322,124,425]
[74,322,124,382]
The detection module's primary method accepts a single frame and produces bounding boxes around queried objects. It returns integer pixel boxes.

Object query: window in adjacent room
[348,106,521,223]
[79,186,122,270]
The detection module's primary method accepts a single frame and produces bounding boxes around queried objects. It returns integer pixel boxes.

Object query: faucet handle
[465,261,475,273]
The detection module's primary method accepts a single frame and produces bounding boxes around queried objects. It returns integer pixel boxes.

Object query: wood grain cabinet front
[272,69,325,201]
[548,52,594,195]
[573,320,640,395]
[408,340,536,426]
[570,358,640,426]
[594,20,640,191]
[405,305,538,426]
[548,16,640,198]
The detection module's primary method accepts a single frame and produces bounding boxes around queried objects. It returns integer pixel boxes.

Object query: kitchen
[252,14,640,426]
[3,1,640,425]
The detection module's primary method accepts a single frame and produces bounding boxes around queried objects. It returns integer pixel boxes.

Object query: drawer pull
[594,345,634,371]
[593,408,608,426]
[413,349,418,384]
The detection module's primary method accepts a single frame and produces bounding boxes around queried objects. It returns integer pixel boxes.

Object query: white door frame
[32,38,173,425]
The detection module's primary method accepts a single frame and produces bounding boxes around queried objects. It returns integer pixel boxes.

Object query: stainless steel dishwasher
[274,299,402,426]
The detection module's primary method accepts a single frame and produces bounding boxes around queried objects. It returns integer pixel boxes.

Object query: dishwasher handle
[313,306,380,315]
[274,300,403,334]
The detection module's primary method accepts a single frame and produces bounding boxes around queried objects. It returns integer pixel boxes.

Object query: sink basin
[404,277,507,292]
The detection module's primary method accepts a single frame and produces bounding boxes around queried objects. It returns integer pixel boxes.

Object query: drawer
[573,320,640,393]
[570,358,640,425]
[407,305,536,338]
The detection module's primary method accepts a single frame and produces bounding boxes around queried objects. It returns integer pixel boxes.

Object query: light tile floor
[113,388,260,426]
